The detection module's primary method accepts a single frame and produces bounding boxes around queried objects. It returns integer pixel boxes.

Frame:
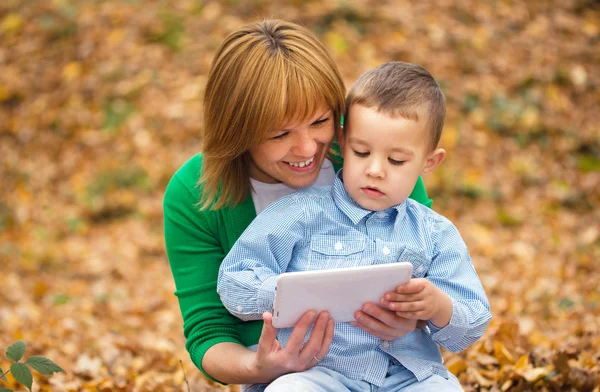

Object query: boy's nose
[366,160,385,179]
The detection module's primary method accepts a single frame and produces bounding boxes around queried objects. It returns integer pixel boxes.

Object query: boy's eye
[353,150,369,158]
[388,158,406,166]
[271,132,289,140]
[311,117,330,127]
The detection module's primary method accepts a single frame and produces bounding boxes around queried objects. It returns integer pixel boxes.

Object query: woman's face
[248,108,334,189]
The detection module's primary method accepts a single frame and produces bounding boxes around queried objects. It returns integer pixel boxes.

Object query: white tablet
[272,262,413,328]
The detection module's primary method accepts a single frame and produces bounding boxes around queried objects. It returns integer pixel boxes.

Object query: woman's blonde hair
[199,19,346,210]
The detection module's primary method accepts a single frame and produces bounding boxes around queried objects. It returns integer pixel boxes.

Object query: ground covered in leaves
[1,0,599,391]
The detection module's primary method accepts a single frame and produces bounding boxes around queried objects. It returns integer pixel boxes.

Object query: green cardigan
[163,153,432,382]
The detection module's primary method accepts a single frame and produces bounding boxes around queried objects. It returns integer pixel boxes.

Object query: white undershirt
[250,158,336,214]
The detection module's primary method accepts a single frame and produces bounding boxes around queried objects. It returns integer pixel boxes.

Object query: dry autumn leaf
[1,0,598,391]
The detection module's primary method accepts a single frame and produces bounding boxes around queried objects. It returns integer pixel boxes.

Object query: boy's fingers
[350,321,396,341]
[395,279,426,294]
[389,300,425,313]
[285,310,317,354]
[383,292,417,303]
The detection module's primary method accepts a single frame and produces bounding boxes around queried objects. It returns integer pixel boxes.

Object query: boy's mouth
[361,186,385,198]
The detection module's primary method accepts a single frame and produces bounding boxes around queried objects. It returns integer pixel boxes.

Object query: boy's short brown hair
[345,62,446,151]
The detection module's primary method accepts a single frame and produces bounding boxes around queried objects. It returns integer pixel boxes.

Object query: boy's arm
[424,215,491,352]
[217,197,306,321]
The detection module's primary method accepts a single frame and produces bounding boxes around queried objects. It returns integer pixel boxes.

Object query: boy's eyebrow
[389,147,414,156]
[348,138,414,156]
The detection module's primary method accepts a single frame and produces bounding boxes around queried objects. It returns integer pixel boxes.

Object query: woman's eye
[353,150,369,158]
[271,132,289,140]
[389,158,406,166]
[311,117,330,127]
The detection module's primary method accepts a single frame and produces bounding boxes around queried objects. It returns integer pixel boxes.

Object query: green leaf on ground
[10,363,32,392]
[6,341,26,362]
[25,356,65,375]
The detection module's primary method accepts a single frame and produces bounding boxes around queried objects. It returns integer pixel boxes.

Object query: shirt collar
[331,170,408,226]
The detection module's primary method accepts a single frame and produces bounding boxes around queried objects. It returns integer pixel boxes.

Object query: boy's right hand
[247,310,334,383]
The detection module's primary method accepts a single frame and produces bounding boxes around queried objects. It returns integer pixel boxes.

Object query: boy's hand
[383,278,453,328]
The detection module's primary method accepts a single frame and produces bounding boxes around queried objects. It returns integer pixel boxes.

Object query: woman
[163,19,432,385]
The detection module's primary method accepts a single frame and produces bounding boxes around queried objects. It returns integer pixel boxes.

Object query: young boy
[217,62,491,391]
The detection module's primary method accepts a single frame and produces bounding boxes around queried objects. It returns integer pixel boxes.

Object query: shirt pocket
[308,234,366,269]
[397,247,431,278]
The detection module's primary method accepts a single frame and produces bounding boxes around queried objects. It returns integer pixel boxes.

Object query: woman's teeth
[286,157,314,168]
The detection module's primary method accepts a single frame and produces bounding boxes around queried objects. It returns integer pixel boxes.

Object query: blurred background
[0,0,598,390]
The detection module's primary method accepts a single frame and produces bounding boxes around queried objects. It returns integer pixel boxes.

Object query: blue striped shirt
[217,172,491,386]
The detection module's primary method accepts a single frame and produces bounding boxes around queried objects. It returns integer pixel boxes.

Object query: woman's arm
[164,173,246,382]
[164,171,334,384]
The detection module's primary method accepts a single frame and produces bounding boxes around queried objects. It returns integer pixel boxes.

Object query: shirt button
[334,242,343,251]
[382,247,391,255]
[416,265,425,274]
[382,340,390,349]
[236,305,243,312]
[377,212,386,218]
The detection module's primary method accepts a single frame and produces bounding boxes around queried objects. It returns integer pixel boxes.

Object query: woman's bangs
[283,66,334,127]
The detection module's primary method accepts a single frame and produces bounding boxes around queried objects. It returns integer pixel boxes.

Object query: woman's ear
[421,148,446,176]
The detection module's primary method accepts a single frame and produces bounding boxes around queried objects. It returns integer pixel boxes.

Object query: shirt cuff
[428,298,470,344]
[258,275,278,313]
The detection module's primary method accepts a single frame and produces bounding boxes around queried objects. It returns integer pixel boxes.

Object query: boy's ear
[421,148,446,176]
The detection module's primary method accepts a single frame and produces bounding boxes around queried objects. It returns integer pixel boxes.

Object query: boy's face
[341,104,445,211]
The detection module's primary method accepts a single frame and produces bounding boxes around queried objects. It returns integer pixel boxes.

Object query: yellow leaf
[468,368,494,387]
[476,353,499,366]
[441,125,458,148]
[519,106,540,129]
[583,19,599,37]
[470,27,489,51]
[515,354,529,370]
[1,13,23,33]
[494,342,516,365]
[463,168,482,187]
[501,380,513,391]
[522,366,551,382]
[108,29,126,47]
[325,31,348,56]
[446,358,467,375]
[0,85,9,102]
[570,65,587,87]
[63,62,82,81]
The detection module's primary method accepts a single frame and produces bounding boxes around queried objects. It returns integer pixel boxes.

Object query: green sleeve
[329,142,433,208]
[408,176,433,208]
[163,174,241,383]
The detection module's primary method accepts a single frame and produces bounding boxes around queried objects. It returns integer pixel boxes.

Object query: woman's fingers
[284,310,317,354]
[307,318,334,366]
[298,311,330,362]
[257,312,278,354]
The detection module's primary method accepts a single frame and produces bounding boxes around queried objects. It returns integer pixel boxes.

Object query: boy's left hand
[383,278,452,328]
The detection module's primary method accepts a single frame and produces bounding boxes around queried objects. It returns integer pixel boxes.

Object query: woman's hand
[248,310,334,383]
[351,297,427,341]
